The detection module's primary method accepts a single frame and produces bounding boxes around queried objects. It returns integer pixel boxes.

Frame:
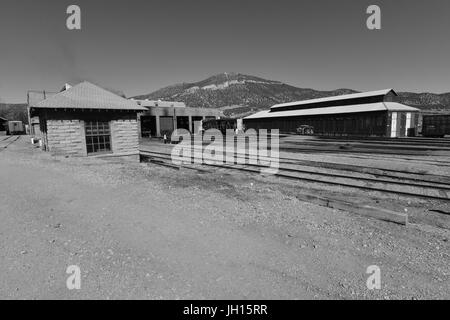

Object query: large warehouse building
[244,89,420,137]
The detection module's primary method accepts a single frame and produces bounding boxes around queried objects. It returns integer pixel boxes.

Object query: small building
[133,99,220,137]
[29,81,147,160]
[243,89,420,138]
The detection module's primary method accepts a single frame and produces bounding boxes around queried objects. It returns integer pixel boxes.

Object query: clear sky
[1,0,449,102]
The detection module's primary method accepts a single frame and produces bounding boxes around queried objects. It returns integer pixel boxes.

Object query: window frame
[84,120,112,155]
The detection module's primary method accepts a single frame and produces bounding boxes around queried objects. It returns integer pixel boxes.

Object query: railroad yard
[4,0,450,305]
[1,134,448,299]
[141,134,450,228]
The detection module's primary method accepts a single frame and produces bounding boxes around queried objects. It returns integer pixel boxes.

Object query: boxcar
[6,121,25,135]
[422,114,450,137]
[202,118,238,135]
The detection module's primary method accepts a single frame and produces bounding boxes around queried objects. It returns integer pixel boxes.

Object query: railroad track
[0,135,21,150]
[240,152,450,185]
[282,140,450,149]
[0,135,14,142]
[283,140,450,152]
[142,147,450,185]
[280,134,450,145]
[279,148,450,167]
[279,136,450,163]
[281,144,450,156]
[323,153,450,168]
[140,148,450,201]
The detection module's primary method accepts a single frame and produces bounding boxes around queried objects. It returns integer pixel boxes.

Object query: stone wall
[111,119,139,155]
[46,119,87,156]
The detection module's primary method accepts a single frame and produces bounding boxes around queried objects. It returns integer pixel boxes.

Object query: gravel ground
[0,137,449,299]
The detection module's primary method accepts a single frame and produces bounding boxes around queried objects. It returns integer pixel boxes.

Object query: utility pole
[172,105,176,134]
[27,91,32,135]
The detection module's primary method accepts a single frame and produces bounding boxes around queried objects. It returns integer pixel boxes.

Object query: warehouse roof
[33,82,147,111]
[270,89,396,110]
[244,102,419,120]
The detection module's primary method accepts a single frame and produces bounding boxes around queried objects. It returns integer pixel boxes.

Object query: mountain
[2,74,449,122]
[396,92,450,114]
[133,73,450,117]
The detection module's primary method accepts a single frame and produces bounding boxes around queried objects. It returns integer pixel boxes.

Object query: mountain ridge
[133,73,450,118]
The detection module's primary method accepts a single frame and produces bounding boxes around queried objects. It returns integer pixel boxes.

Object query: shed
[29,81,147,160]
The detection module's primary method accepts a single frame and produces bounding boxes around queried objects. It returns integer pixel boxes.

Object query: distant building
[132,99,220,137]
[244,89,420,137]
[29,81,147,160]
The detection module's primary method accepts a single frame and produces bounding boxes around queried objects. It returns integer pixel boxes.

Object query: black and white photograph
[0,0,449,306]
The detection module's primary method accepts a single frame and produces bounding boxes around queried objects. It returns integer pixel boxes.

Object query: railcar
[422,114,450,138]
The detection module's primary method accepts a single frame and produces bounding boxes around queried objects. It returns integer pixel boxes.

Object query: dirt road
[0,137,448,299]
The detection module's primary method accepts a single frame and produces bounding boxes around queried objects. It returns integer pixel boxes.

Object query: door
[405,113,412,136]
[390,112,398,138]
[159,116,174,135]
[192,116,203,134]
[140,116,156,137]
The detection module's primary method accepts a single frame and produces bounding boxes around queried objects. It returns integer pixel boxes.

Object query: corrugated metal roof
[33,82,147,111]
[28,91,57,107]
[244,102,419,120]
[270,89,396,110]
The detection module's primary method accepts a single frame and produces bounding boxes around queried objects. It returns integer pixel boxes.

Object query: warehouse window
[85,121,111,154]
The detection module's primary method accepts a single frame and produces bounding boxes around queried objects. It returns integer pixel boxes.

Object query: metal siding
[244,111,389,136]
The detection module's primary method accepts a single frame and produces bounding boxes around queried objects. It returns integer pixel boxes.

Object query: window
[85,121,111,154]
